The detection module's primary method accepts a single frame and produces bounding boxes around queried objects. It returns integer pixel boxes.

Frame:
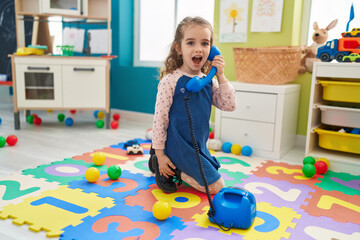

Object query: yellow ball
[85,167,100,182]
[97,111,105,119]
[93,152,106,166]
[231,144,242,155]
[152,200,171,220]
[317,157,329,167]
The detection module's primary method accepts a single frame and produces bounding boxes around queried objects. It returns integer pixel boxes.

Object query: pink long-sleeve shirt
[152,69,236,149]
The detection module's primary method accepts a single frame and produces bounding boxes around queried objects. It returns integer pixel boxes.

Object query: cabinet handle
[27,66,50,71]
[73,67,95,72]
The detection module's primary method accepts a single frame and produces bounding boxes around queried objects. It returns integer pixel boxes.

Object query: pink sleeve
[212,79,237,111]
[152,72,181,149]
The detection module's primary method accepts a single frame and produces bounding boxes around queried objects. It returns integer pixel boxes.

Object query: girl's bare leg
[181,172,224,194]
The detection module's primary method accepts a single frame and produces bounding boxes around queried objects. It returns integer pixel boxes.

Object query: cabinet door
[62,65,106,108]
[15,64,62,108]
[41,0,88,16]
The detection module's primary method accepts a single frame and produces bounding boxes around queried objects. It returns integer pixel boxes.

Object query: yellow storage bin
[318,80,360,103]
[314,127,360,154]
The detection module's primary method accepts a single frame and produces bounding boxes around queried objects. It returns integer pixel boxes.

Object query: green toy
[107,165,122,180]
[302,163,316,178]
[0,137,6,147]
[96,120,104,128]
[303,156,316,165]
[57,113,65,122]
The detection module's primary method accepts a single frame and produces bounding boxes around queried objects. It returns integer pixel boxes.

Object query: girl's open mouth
[192,56,202,65]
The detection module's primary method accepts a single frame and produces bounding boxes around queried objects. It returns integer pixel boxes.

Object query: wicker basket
[233,46,301,85]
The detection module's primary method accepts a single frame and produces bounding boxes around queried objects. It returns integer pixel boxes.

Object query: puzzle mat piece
[237,175,315,211]
[0,185,114,237]
[251,161,323,188]
[218,168,249,187]
[22,158,107,185]
[301,187,360,224]
[289,211,360,240]
[211,152,268,174]
[60,204,185,240]
[315,170,360,196]
[0,217,49,240]
[110,138,152,152]
[0,173,59,208]
[125,184,210,222]
[120,155,154,177]
[193,202,301,240]
[170,221,244,240]
[68,169,155,201]
[73,146,146,166]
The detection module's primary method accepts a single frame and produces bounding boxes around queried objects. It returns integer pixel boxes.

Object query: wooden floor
[0,87,306,240]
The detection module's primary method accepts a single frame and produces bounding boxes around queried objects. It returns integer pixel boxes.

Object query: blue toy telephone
[185,46,221,92]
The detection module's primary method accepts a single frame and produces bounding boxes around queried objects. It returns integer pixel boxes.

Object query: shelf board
[18,12,108,21]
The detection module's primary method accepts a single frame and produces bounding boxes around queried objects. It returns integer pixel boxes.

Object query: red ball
[6,135,18,146]
[110,120,119,129]
[70,110,76,114]
[113,113,120,121]
[31,114,38,118]
[315,161,328,174]
[209,132,214,139]
[33,117,42,125]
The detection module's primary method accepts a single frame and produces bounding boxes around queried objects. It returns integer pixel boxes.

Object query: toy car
[124,139,139,148]
[342,53,360,62]
[342,28,360,37]
[127,145,143,155]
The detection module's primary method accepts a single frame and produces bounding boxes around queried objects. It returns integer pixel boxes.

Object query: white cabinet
[215,82,301,159]
[41,0,88,16]
[12,56,110,129]
[306,62,360,174]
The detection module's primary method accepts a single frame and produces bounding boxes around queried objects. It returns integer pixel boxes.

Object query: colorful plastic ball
[113,113,120,121]
[317,157,329,168]
[107,165,122,180]
[209,132,214,139]
[70,110,76,114]
[93,110,100,118]
[47,109,53,113]
[315,160,328,174]
[0,117,2,125]
[85,167,100,182]
[303,156,316,165]
[241,146,253,156]
[93,152,106,166]
[33,117,42,125]
[302,163,316,178]
[57,113,65,122]
[152,200,171,220]
[31,114,38,118]
[231,144,241,155]
[222,142,232,153]
[97,111,105,119]
[27,115,35,124]
[110,120,119,129]
[145,128,153,140]
[0,137,6,147]
[96,120,104,128]
[65,117,74,126]
[6,135,18,146]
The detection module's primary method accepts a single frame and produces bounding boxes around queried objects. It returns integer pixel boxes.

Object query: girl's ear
[326,19,338,30]
[174,43,182,56]
[313,21,319,30]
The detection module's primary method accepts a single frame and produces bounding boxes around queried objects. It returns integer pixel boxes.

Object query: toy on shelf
[56,45,74,56]
[127,144,143,155]
[14,45,47,56]
[342,28,360,37]
[152,201,171,220]
[107,165,122,180]
[299,19,338,73]
[317,38,360,62]
[342,53,360,62]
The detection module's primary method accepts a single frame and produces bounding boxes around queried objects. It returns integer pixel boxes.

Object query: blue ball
[241,145,253,156]
[65,117,74,126]
[222,142,232,153]
[0,117,2,125]
[93,110,99,118]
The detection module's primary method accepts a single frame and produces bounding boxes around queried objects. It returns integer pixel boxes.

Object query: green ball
[303,156,316,165]
[57,113,65,122]
[107,165,122,180]
[302,163,316,178]
[96,120,104,128]
[0,137,6,147]
[27,115,35,124]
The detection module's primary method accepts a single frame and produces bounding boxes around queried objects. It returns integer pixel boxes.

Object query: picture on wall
[250,0,284,32]
[219,0,249,43]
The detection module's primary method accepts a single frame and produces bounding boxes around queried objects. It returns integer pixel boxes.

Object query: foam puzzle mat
[1,138,360,239]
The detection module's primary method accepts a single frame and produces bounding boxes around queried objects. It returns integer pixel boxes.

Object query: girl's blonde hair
[160,16,214,79]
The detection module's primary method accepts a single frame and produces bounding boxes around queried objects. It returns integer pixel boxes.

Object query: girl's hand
[157,153,176,178]
[212,55,227,84]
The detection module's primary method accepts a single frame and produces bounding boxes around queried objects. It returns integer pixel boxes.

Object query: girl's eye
[187,41,194,45]
[202,42,209,46]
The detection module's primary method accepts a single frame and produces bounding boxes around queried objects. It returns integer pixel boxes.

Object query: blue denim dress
[164,75,221,186]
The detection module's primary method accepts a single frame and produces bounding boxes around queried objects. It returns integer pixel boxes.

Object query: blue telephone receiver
[185,46,221,92]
